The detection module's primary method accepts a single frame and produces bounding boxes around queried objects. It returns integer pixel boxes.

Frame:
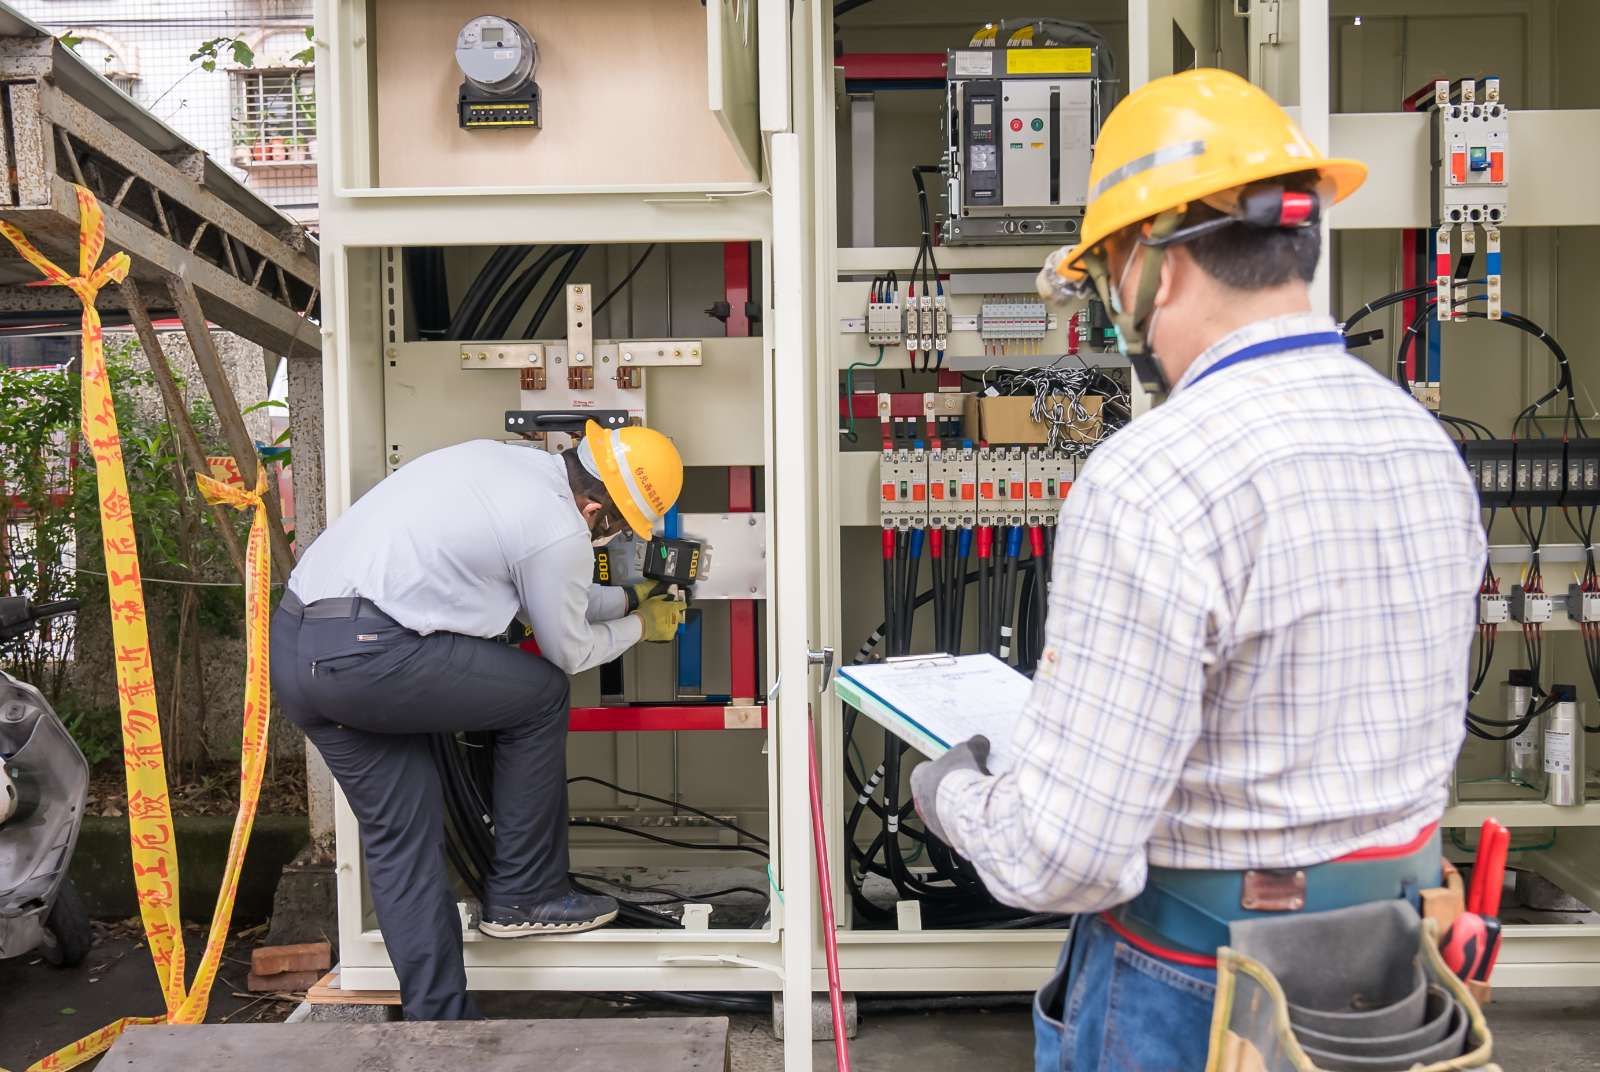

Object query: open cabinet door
[708,0,762,180]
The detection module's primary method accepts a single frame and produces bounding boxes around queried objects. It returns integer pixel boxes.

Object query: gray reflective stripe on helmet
[1089,139,1207,202]
[576,435,603,481]
[609,431,662,525]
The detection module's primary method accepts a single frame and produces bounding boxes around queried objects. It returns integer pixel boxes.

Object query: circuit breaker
[928,445,978,529]
[1025,449,1073,527]
[976,447,1027,527]
[945,47,1102,244]
[1433,79,1508,229]
[879,449,929,530]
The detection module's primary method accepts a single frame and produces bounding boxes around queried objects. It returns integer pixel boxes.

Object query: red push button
[1009,118,1023,132]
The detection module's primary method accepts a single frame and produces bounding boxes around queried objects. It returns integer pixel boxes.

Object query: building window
[231,68,315,166]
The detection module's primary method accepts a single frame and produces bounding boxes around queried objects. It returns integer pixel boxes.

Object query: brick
[251,940,332,977]
[248,969,325,994]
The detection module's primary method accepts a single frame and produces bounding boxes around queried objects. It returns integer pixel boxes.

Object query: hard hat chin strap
[1083,209,1182,396]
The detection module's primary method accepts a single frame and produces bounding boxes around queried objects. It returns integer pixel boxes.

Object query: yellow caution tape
[0,186,274,1070]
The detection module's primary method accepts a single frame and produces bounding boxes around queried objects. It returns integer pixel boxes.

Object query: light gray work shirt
[288,439,640,675]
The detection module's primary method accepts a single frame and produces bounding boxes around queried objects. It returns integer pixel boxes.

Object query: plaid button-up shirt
[937,313,1485,914]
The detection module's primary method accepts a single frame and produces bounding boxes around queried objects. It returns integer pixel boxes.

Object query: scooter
[0,595,92,967]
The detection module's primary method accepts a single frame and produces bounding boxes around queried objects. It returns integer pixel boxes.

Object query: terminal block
[976,447,1026,528]
[928,444,979,529]
[879,448,929,530]
[1479,593,1510,625]
[1515,440,1563,508]
[1461,440,1514,509]
[1568,585,1600,624]
[867,292,904,347]
[1510,585,1553,625]
[979,296,1048,341]
[1025,449,1074,527]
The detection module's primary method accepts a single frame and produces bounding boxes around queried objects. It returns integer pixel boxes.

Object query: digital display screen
[481,26,504,44]
[973,102,993,126]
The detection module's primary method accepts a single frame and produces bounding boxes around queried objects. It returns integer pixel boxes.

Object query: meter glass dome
[454,15,537,95]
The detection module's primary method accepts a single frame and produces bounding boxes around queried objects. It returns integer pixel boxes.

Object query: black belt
[279,591,394,622]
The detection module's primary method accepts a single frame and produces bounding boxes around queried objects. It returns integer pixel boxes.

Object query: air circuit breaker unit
[944,46,1103,244]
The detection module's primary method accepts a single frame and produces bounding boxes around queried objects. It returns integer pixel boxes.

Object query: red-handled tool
[1444,819,1510,983]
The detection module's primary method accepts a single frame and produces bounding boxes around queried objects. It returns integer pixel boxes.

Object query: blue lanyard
[1186,331,1346,388]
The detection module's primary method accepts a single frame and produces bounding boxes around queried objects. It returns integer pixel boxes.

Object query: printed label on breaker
[1545,729,1575,774]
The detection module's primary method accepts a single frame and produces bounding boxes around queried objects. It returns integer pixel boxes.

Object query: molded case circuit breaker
[928,444,979,529]
[977,447,1027,528]
[1431,77,1509,321]
[944,46,1103,244]
[880,448,929,530]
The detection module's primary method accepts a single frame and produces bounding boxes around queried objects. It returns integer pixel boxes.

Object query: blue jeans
[1034,914,1217,1071]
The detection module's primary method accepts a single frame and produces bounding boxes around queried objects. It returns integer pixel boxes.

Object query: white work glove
[910,735,991,845]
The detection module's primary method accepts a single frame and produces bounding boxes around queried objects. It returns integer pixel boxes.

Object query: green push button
[1030,117,1044,132]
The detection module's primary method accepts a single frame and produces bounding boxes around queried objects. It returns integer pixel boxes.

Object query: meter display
[454,15,541,130]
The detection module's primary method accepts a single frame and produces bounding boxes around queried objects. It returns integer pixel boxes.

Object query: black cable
[568,775,768,845]
[568,820,770,858]
[446,245,532,340]
[522,246,587,338]
[593,244,658,316]
[477,245,571,340]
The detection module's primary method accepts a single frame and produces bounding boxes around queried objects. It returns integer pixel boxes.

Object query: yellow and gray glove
[636,594,687,642]
[624,580,667,613]
[910,735,992,844]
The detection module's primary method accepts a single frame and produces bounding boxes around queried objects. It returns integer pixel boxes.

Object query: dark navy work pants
[269,596,571,1021]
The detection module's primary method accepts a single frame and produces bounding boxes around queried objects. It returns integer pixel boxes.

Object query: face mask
[591,531,621,548]
[1104,242,1170,395]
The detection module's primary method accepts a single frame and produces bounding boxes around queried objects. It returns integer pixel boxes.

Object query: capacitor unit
[1504,669,1541,790]
[1544,684,1586,807]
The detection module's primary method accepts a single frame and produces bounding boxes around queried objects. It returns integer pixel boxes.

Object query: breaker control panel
[944,47,1103,244]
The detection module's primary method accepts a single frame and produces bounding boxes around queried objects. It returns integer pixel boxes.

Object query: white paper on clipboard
[833,653,1032,774]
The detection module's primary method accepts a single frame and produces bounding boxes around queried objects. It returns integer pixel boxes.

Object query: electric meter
[454,15,540,130]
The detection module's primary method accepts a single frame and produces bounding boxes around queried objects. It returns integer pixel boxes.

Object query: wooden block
[251,941,333,977]
[247,969,324,993]
[103,1017,732,1071]
[306,968,401,1006]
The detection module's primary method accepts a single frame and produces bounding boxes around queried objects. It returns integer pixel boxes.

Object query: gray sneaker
[478,890,619,938]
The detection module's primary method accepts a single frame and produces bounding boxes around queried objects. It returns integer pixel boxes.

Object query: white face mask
[591,531,622,549]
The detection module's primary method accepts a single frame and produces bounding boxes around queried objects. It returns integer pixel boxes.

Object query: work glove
[625,580,667,613]
[636,594,687,643]
[910,735,991,846]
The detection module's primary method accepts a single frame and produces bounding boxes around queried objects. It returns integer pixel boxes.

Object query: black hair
[1179,170,1322,290]
[562,448,625,532]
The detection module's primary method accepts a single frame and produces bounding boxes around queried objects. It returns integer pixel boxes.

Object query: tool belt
[1105,829,1497,1071]
[1119,827,1442,958]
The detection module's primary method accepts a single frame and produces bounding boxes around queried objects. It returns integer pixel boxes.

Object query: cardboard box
[979,394,1103,446]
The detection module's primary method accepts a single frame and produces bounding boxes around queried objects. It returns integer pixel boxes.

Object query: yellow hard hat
[1050,68,1367,283]
[578,420,684,539]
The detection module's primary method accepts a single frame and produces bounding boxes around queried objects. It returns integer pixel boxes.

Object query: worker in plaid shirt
[912,70,1484,1071]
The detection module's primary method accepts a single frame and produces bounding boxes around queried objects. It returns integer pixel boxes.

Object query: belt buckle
[1241,868,1306,912]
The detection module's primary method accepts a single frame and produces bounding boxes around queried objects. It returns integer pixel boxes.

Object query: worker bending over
[271,421,686,1021]
[913,70,1484,1070]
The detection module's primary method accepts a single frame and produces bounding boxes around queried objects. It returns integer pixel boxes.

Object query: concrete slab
[104,1018,731,1071]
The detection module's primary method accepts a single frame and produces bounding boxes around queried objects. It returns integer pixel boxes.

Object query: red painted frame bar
[570,705,768,732]
[725,241,759,703]
[837,53,947,81]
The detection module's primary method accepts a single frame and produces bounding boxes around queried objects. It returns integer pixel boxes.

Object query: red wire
[808,717,852,1071]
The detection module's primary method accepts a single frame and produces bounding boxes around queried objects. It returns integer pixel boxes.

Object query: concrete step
[103,1017,730,1071]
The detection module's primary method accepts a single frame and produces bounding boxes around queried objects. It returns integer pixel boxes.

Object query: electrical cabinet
[313,7,1600,1066]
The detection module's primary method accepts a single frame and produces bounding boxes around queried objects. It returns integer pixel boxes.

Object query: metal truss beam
[0,39,319,356]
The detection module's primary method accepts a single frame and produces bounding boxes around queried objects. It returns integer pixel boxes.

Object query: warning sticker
[1007,47,1092,75]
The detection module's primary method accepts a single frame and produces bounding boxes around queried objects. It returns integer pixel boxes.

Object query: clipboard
[833,653,1031,774]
